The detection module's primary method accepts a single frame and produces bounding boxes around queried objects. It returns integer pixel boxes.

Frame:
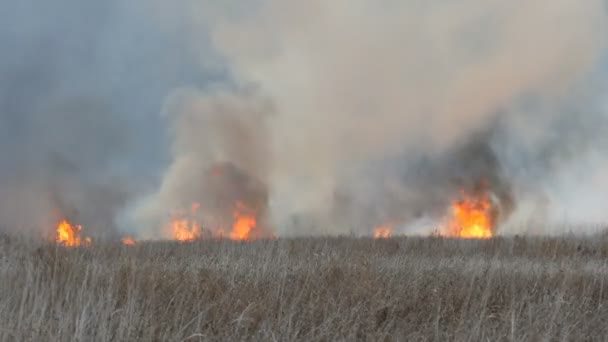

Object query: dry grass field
[1,234,608,341]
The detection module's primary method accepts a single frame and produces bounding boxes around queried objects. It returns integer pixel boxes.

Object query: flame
[55,219,91,247]
[373,225,393,239]
[442,191,494,239]
[230,203,256,240]
[171,219,201,241]
[167,202,260,241]
[169,203,201,242]
[122,237,136,245]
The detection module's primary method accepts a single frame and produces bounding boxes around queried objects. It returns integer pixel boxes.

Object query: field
[1,234,608,341]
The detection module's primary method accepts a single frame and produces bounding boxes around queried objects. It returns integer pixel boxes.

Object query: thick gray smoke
[3,1,608,238]
[330,128,516,235]
[134,0,608,237]
[154,0,607,237]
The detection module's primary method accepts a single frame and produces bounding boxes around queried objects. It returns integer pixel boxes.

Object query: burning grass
[121,237,136,246]
[373,224,393,239]
[441,191,495,239]
[2,234,608,340]
[55,219,91,247]
[166,201,264,242]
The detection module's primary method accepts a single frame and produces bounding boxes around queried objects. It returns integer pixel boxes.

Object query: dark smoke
[330,127,515,235]
[131,89,273,238]
[198,162,271,237]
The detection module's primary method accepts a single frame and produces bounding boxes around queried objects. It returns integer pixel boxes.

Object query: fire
[167,201,260,241]
[168,203,202,242]
[55,219,91,247]
[442,191,494,239]
[170,218,201,241]
[373,225,393,239]
[169,201,266,242]
[122,237,136,245]
[228,201,257,240]
[230,210,256,240]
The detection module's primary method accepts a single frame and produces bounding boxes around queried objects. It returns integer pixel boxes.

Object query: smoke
[135,0,608,237]
[0,1,221,237]
[3,1,608,238]
[132,89,273,238]
[330,127,516,234]
[202,0,606,235]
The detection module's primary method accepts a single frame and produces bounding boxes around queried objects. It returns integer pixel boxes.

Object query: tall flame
[442,191,494,239]
[230,203,257,240]
[55,220,91,247]
[373,225,393,239]
[230,210,256,240]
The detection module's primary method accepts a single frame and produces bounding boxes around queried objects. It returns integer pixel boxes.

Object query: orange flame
[373,225,393,239]
[230,203,257,240]
[122,237,136,245]
[55,220,91,247]
[171,219,201,241]
[442,191,494,239]
[230,212,256,240]
[168,202,261,241]
[169,203,201,242]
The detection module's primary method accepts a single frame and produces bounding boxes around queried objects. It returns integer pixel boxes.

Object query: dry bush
[1,234,608,341]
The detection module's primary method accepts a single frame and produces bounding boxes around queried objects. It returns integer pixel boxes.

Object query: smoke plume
[2,1,608,238]
[151,0,605,236]
[132,89,273,238]
[135,0,608,237]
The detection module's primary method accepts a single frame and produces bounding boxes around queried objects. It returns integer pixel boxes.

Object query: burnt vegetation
[2,234,608,341]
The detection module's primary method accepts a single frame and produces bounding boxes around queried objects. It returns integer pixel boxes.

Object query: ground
[1,234,608,341]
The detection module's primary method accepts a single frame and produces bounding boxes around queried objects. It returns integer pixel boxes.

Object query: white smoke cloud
[134,0,608,236]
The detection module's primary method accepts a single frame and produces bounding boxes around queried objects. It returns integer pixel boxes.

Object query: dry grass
[2,234,608,341]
